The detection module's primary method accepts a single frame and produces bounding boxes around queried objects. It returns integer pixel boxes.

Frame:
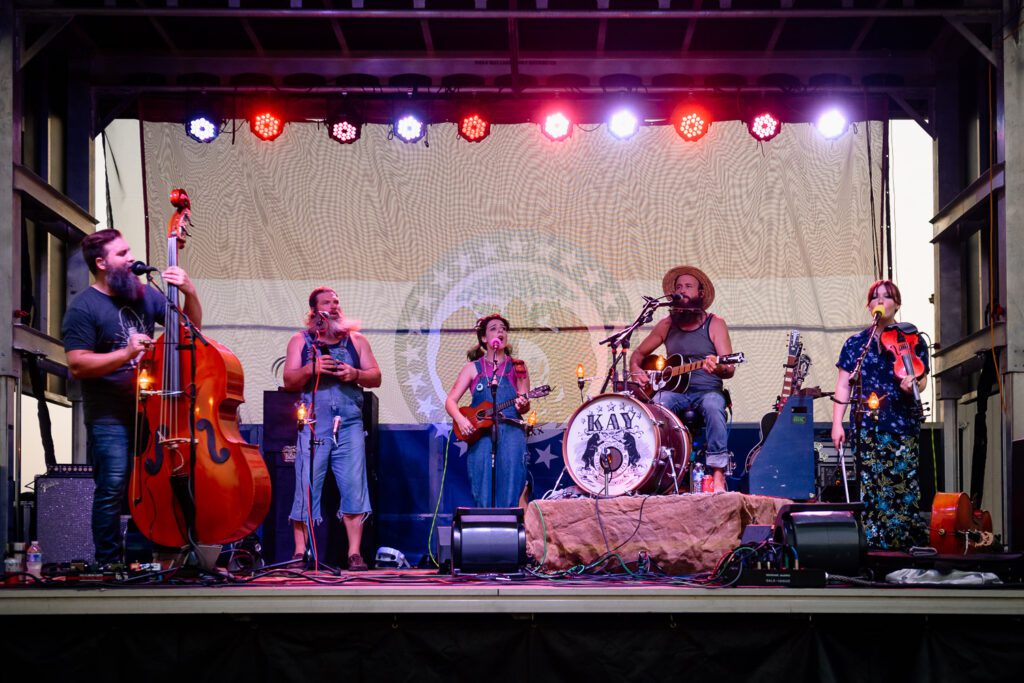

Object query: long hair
[467,313,512,361]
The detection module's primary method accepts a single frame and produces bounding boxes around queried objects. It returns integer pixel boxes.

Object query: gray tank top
[664,314,722,392]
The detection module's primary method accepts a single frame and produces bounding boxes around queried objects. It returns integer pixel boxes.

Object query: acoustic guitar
[637,353,745,401]
[453,385,552,444]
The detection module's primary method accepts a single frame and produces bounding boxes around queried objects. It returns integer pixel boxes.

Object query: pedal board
[737,568,827,588]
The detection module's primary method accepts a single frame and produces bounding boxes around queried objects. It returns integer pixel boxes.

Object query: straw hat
[662,265,715,308]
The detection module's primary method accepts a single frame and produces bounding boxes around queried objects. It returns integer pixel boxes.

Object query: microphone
[489,338,502,350]
[658,294,686,308]
[315,311,328,328]
[871,304,886,325]
[130,261,159,276]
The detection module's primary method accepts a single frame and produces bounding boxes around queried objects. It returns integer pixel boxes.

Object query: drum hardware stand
[542,467,571,499]
[660,446,680,494]
[600,449,615,497]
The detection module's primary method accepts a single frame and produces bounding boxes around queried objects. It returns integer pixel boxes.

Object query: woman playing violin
[444,314,531,508]
[831,279,929,550]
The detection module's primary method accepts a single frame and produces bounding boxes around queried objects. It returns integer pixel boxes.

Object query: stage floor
[2,569,1023,616]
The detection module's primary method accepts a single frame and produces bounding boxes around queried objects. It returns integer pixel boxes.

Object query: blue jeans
[87,422,131,564]
[654,390,731,469]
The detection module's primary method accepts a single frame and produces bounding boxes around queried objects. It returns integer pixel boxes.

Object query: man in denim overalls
[282,287,381,570]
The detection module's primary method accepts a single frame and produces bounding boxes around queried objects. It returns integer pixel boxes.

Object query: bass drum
[563,393,691,497]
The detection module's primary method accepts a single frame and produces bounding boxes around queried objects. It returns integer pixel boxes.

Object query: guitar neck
[670,356,737,378]
[669,359,706,378]
[776,360,798,407]
[494,393,524,413]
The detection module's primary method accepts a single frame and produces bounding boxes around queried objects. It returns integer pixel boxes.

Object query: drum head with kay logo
[563,393,664,497]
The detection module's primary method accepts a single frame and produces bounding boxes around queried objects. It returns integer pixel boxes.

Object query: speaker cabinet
[35,473,95,564]
[451,507,526,574]
[776,503,865,576]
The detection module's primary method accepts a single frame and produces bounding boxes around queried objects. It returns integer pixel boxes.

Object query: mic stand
[842,323,879,505]
[265,323,339,575]
[599,297,660,395]
[304,332,340,574]
[489,350,501,507]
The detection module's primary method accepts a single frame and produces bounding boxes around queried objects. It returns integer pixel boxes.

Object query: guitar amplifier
[35,473,96,564]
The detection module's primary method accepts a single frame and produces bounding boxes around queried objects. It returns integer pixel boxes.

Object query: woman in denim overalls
[445,314,531,508]
[282,287,381,570]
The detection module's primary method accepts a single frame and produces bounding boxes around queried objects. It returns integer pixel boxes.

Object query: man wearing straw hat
[629,265,737,492]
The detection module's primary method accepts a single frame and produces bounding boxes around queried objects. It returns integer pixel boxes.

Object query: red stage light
[671,106,711,142]
[251,111,284,141]
[542,111,572,142]
[458,113,491,142]
[749,112,781,141]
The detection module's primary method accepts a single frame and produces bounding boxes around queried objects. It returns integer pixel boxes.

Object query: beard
[307,314,360,337]
[670,294,705,326]
[107,264,145,301]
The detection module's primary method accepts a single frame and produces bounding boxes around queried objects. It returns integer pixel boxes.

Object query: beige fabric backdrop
[133,119,883,425]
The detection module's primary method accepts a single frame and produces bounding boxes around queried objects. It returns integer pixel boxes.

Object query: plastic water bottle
[10,542,26,583]
[26,540,42,579]
[690,462,705,494]
[3,552,19,584]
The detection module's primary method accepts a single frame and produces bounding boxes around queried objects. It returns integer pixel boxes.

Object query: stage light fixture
[328,118,361,144]
[395,113,426,143]
[816,108,849,140]
[748,112,781,142]
[608,108,640,140]
[542,111,572,142]
[251,109,284,141]
[185,114,219,143]
[671,105,711,142]
[458,112,491,142]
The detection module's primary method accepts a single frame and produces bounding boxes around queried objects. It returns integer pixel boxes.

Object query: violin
[878,324,926,422]
[130,189,271,549]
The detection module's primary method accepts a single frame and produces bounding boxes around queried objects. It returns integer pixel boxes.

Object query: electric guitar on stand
[745,330,810,473]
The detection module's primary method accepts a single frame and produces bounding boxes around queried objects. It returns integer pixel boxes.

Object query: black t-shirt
[62,286,166,424]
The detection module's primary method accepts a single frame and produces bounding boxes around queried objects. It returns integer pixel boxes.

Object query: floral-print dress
[837,326,929,550]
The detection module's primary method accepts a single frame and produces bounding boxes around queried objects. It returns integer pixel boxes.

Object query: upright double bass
[131,189,271,549]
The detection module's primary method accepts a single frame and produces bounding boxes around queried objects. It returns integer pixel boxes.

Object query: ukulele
[637,353,745,401]
[453,385,552,444]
